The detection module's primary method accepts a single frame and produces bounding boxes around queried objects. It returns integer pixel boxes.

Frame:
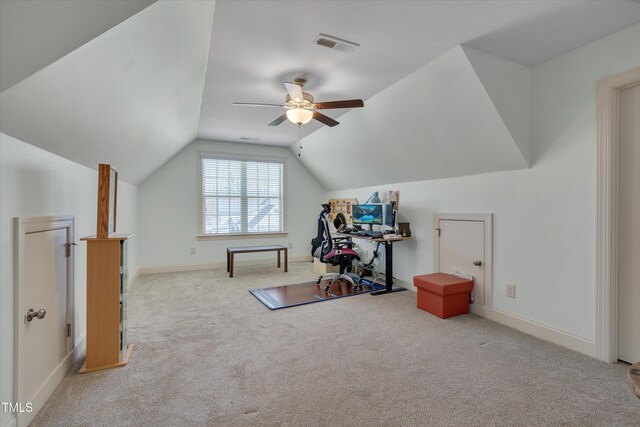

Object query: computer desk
[336,233,413,295]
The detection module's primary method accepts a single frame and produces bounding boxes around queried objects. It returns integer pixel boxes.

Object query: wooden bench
[226,245,288,278]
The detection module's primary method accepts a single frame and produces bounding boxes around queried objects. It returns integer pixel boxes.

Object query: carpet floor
[32,262,639,426]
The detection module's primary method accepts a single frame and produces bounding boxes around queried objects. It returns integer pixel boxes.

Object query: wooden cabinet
[79,234,133,373]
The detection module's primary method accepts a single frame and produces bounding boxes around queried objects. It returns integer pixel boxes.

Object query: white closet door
[437,219,486,305]
[21,228,69,400]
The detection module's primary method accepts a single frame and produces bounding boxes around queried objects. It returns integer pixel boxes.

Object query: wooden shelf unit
[79,233,134,373]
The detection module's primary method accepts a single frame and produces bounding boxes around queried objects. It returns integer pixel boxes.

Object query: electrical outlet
[506,284,516,298]
[190,248,196,255]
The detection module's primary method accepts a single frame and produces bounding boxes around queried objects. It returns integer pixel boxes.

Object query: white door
[436,219,486,305]
[20,228,70,403]
[618,83,640,364]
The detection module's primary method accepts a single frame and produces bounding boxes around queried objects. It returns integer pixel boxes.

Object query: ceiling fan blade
[314,99,364,110]
[233,102,283,108]
[284,81,304,102]
[313,111,339,127]
[268,114,288,126]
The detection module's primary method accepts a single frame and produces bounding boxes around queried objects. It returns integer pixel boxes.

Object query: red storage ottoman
[413,273,474,319]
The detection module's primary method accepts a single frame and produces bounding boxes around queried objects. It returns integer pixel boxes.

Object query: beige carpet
[32,262,639,426]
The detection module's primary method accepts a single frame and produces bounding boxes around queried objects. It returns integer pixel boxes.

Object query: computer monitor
[352,204,383,225]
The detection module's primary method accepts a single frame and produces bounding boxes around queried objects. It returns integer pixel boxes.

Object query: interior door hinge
[436,228,441,237]
[67,323,72,337]
[65,242,77,257]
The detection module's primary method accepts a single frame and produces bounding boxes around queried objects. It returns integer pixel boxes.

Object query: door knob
[472,260,483,266]
[26,308,46,322]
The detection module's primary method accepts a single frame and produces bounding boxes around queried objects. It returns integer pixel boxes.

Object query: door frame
[596,67,640,362]
[433,212,493,308]
[13,215,75,427]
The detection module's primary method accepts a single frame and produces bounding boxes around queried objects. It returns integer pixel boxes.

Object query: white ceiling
[0,0,214,184]
[198,0,640,147]
[0,0,157,93]
[0,0,639,187]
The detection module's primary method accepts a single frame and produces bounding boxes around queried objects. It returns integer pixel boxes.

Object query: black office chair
[313,204,362,292]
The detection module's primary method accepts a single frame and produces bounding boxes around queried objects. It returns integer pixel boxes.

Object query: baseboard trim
[396,275,595,357]
[128,268,140,288]
[385,276,414,292]
[15,332,86,427]
[395,276,415,291]
[470,305,596,358]
[73,331,87,364]
[139,256,313,275]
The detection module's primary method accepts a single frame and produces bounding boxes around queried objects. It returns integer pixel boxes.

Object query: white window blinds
[201,157,284,235]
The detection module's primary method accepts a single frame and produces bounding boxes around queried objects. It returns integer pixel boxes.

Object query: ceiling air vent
[312,34,359,54]
[240,137,260,142]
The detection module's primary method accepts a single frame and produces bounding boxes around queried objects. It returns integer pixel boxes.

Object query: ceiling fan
[233,78,364,127]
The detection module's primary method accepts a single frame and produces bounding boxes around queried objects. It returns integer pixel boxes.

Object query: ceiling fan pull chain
[298,124,302,157]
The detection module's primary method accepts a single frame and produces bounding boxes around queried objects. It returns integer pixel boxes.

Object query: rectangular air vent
[312,34,359,54]
[240,137,260,142]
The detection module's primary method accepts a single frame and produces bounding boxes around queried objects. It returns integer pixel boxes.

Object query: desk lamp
[364,191,381,204]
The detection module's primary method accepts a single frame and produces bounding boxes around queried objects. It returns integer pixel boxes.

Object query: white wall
[0,133,138,427]
[0,0,215,184]
[328,23,640,344]
[0,0,156,92]
[462,46,531,164]
[138,139,326,270]
[295,45,530,191]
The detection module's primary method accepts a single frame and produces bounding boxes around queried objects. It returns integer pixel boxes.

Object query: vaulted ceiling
[198,0,640,147]
[0,0,214,184]
[0,0,158,93]
[296,45,532,191]
[1,0,639,185]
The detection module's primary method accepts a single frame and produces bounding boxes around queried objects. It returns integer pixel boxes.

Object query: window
[200,155,284,236]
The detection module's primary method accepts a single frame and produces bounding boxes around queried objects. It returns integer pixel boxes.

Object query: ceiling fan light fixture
[286,108,313,125]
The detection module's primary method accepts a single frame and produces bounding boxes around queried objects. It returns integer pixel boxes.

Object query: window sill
[197,232,288,241]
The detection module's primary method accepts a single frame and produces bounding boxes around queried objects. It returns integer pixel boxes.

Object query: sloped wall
[463,46,531,164]
[0,0,215,184]
[0,133,139,427]
[326,23,640,348]
[0,0,157,92]
[293,45,530,191]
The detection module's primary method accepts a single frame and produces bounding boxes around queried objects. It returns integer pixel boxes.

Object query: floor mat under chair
[249,278,385,310]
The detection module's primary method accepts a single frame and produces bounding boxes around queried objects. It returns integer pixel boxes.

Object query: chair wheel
[352,286,359,292]
[324,285,331,292]
[316,279,321,284]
